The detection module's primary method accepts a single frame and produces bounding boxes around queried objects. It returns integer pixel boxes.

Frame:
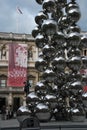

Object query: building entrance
[13,97,20,112]
[0,97,6,113]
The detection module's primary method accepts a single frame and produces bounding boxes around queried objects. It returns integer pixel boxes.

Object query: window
[0,45,7,60]
[28,46,34,61]
[28,50,33,60]
[82,49,87,56]
[27,75,35,88]
[0,76,7,88]
[0,79,6,88]
[28,80,33,87]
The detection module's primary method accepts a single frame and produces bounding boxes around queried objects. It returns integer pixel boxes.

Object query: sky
[0,0,87,34]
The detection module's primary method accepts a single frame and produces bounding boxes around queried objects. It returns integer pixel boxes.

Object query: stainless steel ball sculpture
[17,0,87,122]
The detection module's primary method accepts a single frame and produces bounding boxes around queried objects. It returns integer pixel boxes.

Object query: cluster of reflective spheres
[17,0,87,122]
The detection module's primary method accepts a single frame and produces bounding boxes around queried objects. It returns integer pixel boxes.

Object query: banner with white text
[7,43,28,87]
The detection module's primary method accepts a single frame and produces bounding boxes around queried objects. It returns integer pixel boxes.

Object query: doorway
[13,97,20,112]
[0,97,6,113]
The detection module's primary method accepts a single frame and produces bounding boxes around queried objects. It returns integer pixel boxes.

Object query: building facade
[0,32,39,113]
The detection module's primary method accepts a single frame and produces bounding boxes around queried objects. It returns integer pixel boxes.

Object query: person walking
[24,81,31,96]
[1,105,6,120]
[8,105,13,119]
[6,106,9,119]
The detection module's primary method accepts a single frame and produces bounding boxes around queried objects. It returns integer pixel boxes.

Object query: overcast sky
[0,0,87,34]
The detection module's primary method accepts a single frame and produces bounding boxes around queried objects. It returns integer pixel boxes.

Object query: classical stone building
[0,32,39,113]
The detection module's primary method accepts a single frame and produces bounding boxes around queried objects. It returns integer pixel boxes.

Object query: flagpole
[16,6,23,33]
[16,12,19,33]
[16,6,19,33]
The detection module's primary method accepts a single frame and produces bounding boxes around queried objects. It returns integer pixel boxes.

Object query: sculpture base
[0,118,87,130]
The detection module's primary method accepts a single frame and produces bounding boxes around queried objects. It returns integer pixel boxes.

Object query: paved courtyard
[0,114,87,130]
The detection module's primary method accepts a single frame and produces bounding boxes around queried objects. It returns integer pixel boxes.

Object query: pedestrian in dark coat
[1,105,6,120]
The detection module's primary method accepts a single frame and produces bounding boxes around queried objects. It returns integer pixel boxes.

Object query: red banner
[80,69,87,92]
[7,44,28,87]
[83,86,87,91]
[80,69,87,75]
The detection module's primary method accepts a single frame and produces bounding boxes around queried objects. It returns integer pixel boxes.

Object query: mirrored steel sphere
[67,48,81,58]
[53,97,66,121]
[70,81,82,90]
[42,19,57,35]
[58,15,70,29]
[35,34,47,48]
[53,108,64,121]
[45,94,57,109]
[67,24,81,33]
[66,1,80,13]
[71,107,85,122]
[35,103,52,122]
[52,56,66,70]
[67,32,81,47]
[42,45,55,58]
[38,52,44,58]
[52,31,65,46]
[66,1,81,23]
[55,0,67,8]
[35,11,48,25]
[35,81,46,92]
[67,8,81,23]
[17,106,31,116]
[82,56,87,69]
[35,58,48,72]
[17,106,31,122]
[67,56,82,72]
[82,92,87,106]
[82,75,87,87]
[32,26,40,38]
[54,49,65,57]
[52,85,58,94]
[42,68,55,82]
[81,35,87,48]
[43,0,55,12]
[26,92,39,105]
[51,9,63,20]
[36,0,43,4]
[54,72,66,86]
[69,72,82,82]
[69,81,82,94]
